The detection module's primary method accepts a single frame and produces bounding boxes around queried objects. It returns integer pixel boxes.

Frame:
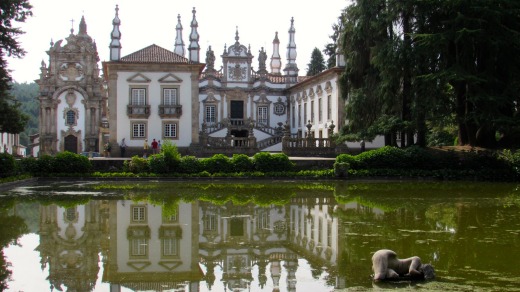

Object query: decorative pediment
[254,94,271,105]
[127,73,151,83]
[316,85,323,96]
[158,73,183,83]
[308,88,315,99]
[127,261,151,271]
[325,81,333,93]
[203,92,219,104]
[159,261,183,271]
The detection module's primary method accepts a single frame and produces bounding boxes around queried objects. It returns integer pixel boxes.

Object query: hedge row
[124,152,295,174]
[334,146,520,180]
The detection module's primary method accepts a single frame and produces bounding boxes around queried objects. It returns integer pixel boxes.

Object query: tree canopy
[338,0,520,148]
[306,47,327,76]
[0,0,32,134]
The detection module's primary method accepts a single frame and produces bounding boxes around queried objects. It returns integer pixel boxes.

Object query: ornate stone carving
[228,64,246,81]
[59,63,84,81]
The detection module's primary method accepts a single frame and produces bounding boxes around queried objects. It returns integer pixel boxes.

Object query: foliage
[179,155,203,174]
[52,151,91,174]
[339,0,520,149]
[8,82,39,145]
[0,0,32,135]
[201,154,234,174]
[148,153,168,174]
[123,156,150,174]
[253,152,294,172]
[231,154,254,172]
[306,47,327,76]
[323,14,345,69]
[0,153,15,178]
[161,140,181,169]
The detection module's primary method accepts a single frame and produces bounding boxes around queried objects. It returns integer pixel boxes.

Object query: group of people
[142,138,161,158]
[115,138,162,158]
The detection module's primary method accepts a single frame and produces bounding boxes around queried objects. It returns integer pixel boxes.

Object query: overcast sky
[7,0,349,83]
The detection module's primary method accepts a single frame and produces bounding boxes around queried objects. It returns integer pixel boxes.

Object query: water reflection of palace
[37,196,364,291]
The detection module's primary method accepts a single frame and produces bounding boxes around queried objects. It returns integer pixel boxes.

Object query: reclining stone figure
[372,249,435,281]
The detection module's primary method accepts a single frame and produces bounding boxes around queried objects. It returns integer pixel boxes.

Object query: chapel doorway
[64,135,78,153]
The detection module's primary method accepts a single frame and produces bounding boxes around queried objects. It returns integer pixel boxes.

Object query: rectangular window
[327,95,332,120]
[318,98,323,123]
[256,211,269,230]
[131,88,146,105]
[163,88,178,105]
[318,218,323,243]
[162,238,179,256]
[327,220,332,247]
[298,104,302,127]
[205,105,216,123]
[131,238,148,256]
[311,100,315,123]
[163,122,178,139]
[132,122,146,138]
[204,214,217,231]
[292,105,296,128]
[304,103,307,125]
[132,206,146,222]
[258,106,268,125]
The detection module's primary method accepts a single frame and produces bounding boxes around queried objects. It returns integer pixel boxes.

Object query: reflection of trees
[0,199,29,290]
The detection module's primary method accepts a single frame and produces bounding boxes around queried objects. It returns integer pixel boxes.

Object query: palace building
[36,5,383,157]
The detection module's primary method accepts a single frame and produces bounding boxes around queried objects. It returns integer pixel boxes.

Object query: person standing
[143,139,149,158]
[157,140,162,153]
[151,139,158,154]
[120,138,127,157]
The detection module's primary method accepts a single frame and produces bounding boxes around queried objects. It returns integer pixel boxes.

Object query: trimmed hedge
[0,153,16,178]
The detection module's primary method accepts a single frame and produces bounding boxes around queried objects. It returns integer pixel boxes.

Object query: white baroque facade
[37,5,384,157]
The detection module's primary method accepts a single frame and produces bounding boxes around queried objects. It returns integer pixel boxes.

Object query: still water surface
[0,180,519,291]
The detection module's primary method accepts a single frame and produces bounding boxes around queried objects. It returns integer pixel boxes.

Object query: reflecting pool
[0,180,519,291]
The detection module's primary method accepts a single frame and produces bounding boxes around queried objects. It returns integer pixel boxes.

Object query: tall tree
[10,82,39,145]
[339,0,520,149]
[0,0,32,134]
[323,14,346,69]
[306,47,327,76]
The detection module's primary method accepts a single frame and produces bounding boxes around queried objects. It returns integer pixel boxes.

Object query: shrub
[356,146,407,169]
[402,146,436,169]
[162,141,181,170]
[336,154,359,169]
[36,154,55,174]
[334,162,349,177]
[253,152,294,172]
[231,154,254,172]
[124,155,150,173]
[18,156,40,174]
[179,156,203,174]
[148,153,168,173]
[52,151,92,174]
[0,153,15,178]
[201,154,234,173]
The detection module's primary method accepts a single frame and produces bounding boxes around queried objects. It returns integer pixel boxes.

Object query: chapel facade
[36,16,106,156]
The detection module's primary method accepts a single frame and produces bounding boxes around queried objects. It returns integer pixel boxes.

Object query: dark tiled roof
[120,44,192,64]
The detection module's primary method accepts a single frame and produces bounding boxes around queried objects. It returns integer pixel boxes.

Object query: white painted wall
[116,71,194,148]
